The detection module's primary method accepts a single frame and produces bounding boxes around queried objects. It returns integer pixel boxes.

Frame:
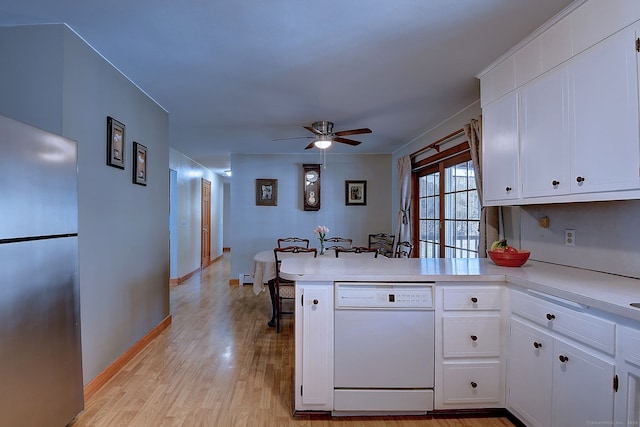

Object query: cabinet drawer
[511,289,615,355]
[441,362,503,405]
[442,287,502,311]
[442,315,502,358]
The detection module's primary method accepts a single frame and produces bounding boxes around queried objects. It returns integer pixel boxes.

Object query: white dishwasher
[333,282,435,416]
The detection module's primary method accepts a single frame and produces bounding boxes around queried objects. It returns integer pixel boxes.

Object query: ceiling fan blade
[334,128,372,137]
[304,141,316,150]
[303,125,322,135]
[272,136,314,141]
[334,136,362,146]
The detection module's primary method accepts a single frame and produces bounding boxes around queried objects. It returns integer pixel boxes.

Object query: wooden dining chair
[323,237,352,251]
[273,246,317,332]
[335,246,378,258]
[277,237,310,248]
[368,233,395,257]
[394,241,413,258]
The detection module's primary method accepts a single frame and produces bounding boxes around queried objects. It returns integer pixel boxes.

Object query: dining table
[251,250,279,327]
[251,248,329,327]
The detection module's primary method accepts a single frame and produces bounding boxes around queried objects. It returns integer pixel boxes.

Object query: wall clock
[303,164,321,211]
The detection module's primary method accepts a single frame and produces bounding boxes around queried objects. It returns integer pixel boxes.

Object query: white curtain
[464,117,499,257]
[394,155,412,254]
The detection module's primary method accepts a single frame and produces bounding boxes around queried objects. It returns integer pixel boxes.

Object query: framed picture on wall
[256,178,278,206]
[345,180,367,205]
[106,116,125,169]
[133,142,147,186]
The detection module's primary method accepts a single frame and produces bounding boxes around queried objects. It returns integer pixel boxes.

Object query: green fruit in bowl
[490,239,507,251]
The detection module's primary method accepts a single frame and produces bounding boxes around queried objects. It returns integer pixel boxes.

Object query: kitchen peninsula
[281,257,640,425]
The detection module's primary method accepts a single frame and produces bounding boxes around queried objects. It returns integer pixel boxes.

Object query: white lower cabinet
[435,284,506,409]
[551,339,615,427]
[294,283,333,412]
[615,325,640,424]
[507,288,616,427]
[508,318,553,427]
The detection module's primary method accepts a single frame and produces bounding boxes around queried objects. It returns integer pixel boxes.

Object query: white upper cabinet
[570,0,640,56]
[480,57,516,108]
[567,24,640,194]
[482,92,520,203]
[539,15,572,75]
[520,67,571,198]
[481,0,640,206]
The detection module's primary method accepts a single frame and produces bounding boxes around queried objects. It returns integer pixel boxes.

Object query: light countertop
[280,257,640,322]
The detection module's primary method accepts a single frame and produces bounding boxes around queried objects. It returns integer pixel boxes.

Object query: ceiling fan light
[314,136,332,149]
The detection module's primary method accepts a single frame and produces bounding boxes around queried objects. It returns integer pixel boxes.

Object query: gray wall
[0,24,170,385]
[518,201,640,279]
[229,153,392,279]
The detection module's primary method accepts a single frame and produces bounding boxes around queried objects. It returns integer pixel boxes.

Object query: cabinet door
[552,339,615,427]
[507,318,552,427]
[617,361,640,424]
[615,325,640,424]
[568,25,640,194]
[482,92,520,203]
[295,285,334,410]
[520,67,571,198]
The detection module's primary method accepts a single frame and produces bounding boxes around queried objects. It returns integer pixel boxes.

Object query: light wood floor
[73,254,516,427]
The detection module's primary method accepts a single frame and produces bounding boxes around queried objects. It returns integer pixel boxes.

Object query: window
[413,148,480,258]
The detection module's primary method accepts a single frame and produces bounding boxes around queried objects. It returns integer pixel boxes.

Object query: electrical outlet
[565,229,576,247]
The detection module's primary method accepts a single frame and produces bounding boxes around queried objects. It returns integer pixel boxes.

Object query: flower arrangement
[313,225,329,255]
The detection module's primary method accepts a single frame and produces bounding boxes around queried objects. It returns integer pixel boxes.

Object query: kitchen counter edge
[280,257,640,322]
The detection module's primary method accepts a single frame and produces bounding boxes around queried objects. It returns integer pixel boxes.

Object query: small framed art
[345,180,367,206]
[256,179,277,206]
[107,116,125,169]
[133,142,147,186]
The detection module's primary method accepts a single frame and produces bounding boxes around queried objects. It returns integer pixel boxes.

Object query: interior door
[201,178,211,268]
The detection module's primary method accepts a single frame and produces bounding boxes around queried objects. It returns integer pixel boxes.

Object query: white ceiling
[0,0,575,174]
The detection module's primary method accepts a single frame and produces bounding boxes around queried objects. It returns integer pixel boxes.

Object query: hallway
[73,254,515,426]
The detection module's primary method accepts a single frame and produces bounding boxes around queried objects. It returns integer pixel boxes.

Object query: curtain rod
[410,128,465,158]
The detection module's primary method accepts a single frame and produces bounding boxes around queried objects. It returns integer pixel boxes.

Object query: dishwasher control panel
[335,282,434,309]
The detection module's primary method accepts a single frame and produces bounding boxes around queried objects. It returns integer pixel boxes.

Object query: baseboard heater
[238,273,254,285]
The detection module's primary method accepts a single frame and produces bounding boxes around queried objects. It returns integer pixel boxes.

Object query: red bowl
[487,250,530,267]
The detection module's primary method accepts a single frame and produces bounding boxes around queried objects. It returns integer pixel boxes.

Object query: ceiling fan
[273,121,372,150]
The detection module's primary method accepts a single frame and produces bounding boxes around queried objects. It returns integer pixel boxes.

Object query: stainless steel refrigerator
[0,114,83,426]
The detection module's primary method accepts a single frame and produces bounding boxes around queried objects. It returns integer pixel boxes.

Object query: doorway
[201,178,211,268]
[169,169,178,279]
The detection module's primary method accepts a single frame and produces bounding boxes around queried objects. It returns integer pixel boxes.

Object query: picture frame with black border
[133,142,147,186]
[107,116,125,169]
[256,178,277,206]
[345,180,366,205]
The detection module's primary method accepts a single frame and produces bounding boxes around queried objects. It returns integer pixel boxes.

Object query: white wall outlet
[565,229,576,247]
